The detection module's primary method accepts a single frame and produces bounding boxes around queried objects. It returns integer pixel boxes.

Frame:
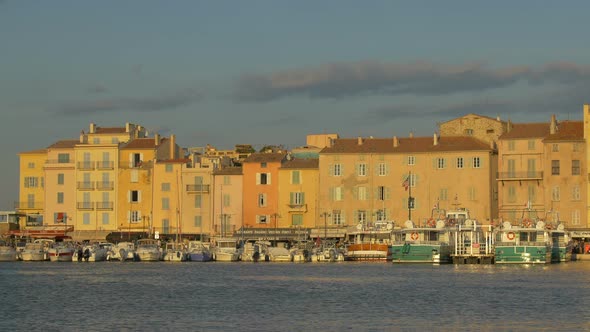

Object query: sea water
[1,262,589,331]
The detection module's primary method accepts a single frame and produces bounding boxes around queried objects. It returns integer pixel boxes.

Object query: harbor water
[1,262,590,331]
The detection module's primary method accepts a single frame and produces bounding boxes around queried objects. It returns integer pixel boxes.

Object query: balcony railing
[119,160,153,169]
[186,184,210,192]
[96,181,114,190]
[77,161,95,170]
[45,159,74,165]
[497,171,543,180]
[96,161,114,170]
[96,201,114,210]
[287,203,307,212]
[77,202,94,210]
[77,181,95,190]
[14,201,44,210]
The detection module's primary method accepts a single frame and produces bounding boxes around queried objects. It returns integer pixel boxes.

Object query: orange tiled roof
[243,152,286,163]
[157,158,190,164]
[544,121,583,141]
[498,123,549,139]
[281,158,319,169]
[214,167,243,175]
[94,127,126,134]
[439,113,505,125]
[47,140,80,149]
[121,138,164,149]
[321,136,491,154]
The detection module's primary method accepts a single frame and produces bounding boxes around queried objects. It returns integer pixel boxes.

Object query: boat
[186,241,212,262]
[493,220,552,264]
[548,223,572,263]
[48,239,75,262]
[0,240,18,261]
[163,242,189,262]
[290,241,312,263]
[211,238,240,262]
[344,221,394,261]
[449,209,494,264]
[310,240,345,262]
[240,241,267,262]
[105,242,137,261]
[135,239,163,261]
[390,218,454,264]
[20,239,53,261]
[266,245,292,262]
[73,243,108,262]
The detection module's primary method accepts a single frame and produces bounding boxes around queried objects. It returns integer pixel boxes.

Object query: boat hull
[188,252,212,262]
[137,251,162,262]
[212,252,239,262]
[48,251,74,262]
[345,243,389,261]
[21,252,47,261]
[390,243,452,264]
[494,245,551,264]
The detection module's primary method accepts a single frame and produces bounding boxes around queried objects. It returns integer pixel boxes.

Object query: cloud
[49,89,201,115]
[233,61,590,102]
[87,84,108,94]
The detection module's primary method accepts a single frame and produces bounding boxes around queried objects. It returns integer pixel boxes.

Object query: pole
[408,171,412,221]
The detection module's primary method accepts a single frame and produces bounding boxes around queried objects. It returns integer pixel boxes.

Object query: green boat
[548,223,572,263]
[390,219,453,264]
[494,221,551,264]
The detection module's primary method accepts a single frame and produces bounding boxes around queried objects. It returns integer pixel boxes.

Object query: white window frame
[456,157,464,169]
[437,158,446,169]
[333,164,342,176]
[332,210,343,225]
[472,157,481,168]
[258,193,267,207]
[378,163,387,176]
[357,187,367,201]
[357,163,367,177]
[552,186,560,202]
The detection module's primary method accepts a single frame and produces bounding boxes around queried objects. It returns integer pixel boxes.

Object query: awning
[67,230,111,242]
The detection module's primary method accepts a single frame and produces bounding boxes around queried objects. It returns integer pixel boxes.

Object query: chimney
[433,133,438,146]
[496,115,501,121]
[170,134,176,159]
[393,136,399,148]
[490,140,496,150]
[79,130,87,143]
[409,131,414,138]
[154,133,160,146]
[125,122,131,133]
[507,120,512,133]
[550,114,557,135]
[357,136,363,145]
[89,123,96,134]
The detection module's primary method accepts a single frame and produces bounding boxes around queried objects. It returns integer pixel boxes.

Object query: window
[291,214,303,226]
[130,211,141,223]
[357,210,367,224]
[572,185,581,201]
[572,160,580,175]
[551,160,560,175]
[378,186,386,201]
[258,193,267,207]
[375,209,387,221]
[83,213,90,225]
[111,137,118,144]
[24,177,38,188]
[331,187,343,201]
[102,213,109,225]
[261,162,267,168]
[508,186,516,203]
[573,143,581,152]
[130,190,140,203]
[165,164,173,172]
[57,192,64,204]
[28,162,35,169]
[456,157,464,169]
[436,158,446,169]
[290,192,305,205]
[357,187,367,200]
[260,173,268,184]
[528,185,536,203]
[378,163,387,176]
[527,159,536,177]
[357,163,367,176]
[508,141,515,151]
[572,211,580,226]
[528,140,535,150]
[257,215,268,224]
[131,170,138,183]
[552,186,560,201]
[407,156,415,165]
[291,171,301,184]
[162,197,170,210]
[194,194,202,208]
[58,153,70,163]
[257,173,270,185]
[333,164,342,176]
[486,129,494,134]
[468,187,476,201]
[161,183,171,191]
[552,144,559,152]
[472,157,481,168]
[332,210,343,225]
[27,194,34,208]
[223,175,231,185]
[57,173,64,185]
[440,188,448,201]
[507,159,516,178]
[93,138,100,144]
[194,216,202,227]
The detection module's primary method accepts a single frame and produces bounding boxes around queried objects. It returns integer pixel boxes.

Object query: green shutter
[290,192,295,205]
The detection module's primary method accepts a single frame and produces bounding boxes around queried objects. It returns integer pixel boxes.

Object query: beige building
[43,141,76,229]
[17,149,47,223]
[319,134,498,228]
[212,167,243,238]
[439,113,507,147]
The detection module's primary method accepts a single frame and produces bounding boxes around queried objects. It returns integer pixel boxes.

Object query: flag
[402,176,410,191]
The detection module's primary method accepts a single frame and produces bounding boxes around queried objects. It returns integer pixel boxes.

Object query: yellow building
[152,158,185,239]
[17,149,47,227]
[278,157,319,230]
[43,140,76,229]
[319,135,497,228]
[212,167,243,238]
[181,153,216,239]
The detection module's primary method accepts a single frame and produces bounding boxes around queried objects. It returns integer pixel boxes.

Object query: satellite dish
[557,223,565,231]
[356,223,363,230]
[404,220,414,229]
[465,220,473,228]
[436,220,446,229]
[386,223,393,230]
[536,221,545,230]
[502,221,512,230]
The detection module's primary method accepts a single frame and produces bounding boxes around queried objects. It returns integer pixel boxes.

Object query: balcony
[497,171,543,181]
[96,181,114,190]
[14,201,44,210]
[96,201,114,210]
[119,160,153,169]
[77,181,95,190]
[287,203,308,212]
[77,161,95,170]
[77,202,94,210]
[96,161,114,170]
[186,184,210,193]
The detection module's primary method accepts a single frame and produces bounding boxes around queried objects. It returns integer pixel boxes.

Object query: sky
[2,1,590,209]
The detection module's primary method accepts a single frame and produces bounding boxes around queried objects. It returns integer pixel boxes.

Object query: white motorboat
[73,243,108,262]
[186,241,212,262]
[21,239,53,261]
[163,242,188,262]
[48,241,75,262]
[0,241,17,261]
[211,238,240,262]
[105,242,137,261]
[135,239,163,261]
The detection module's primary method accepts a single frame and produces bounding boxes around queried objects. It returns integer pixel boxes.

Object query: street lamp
[320,212,331,241]
[272,213,281,245]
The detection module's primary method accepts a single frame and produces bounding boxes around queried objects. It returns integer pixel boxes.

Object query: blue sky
[2,1,590,209]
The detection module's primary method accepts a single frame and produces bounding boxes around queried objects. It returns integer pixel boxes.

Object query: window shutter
[433,158,437,169]
[127,191,131,202]
[329,187,334,201]
[386,163,390,175]
[329,164,334,176]
[267,173,271,185]
[138,191,142,203]
[127,211,130,222]
[301,192,305,204]
[129,154,133,168]
[402,157,407,166]
[256,173,261,185]
[353,187,358,200]
[353,210,358,223]
[386,187,391,199]
[415,174,419,186]
[290,192,294,205]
